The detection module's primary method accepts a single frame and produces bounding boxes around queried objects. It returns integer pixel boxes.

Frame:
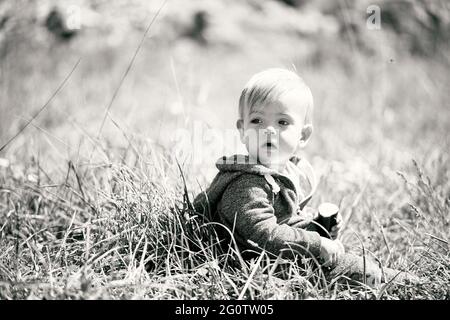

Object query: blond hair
[238,68,313,124]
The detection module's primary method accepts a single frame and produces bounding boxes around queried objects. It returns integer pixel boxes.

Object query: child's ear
[236,119,245,144]
[298,124,313,148]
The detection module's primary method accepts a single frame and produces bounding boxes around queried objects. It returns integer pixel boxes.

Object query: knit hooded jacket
[193,154,323,259]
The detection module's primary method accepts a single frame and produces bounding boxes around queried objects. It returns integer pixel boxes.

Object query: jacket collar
[215,154,317,206]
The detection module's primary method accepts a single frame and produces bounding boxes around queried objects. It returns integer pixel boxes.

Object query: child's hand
[329,212,343,240]
[319,238,345,267]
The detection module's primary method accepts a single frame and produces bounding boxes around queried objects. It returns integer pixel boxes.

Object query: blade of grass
[0,58,81,153]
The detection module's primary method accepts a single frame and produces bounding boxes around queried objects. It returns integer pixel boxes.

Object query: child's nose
[264,126,277,136]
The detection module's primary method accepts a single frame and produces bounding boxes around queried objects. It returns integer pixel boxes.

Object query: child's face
[238,91,312,169]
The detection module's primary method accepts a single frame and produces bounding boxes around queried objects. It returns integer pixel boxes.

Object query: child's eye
[278,120,290,126]
[250,118,262,124]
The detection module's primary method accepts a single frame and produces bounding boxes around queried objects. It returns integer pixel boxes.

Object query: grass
[0,0,449,300]
[0,134,448,299]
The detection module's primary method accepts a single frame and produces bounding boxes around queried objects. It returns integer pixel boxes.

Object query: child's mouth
[263,142,276,149]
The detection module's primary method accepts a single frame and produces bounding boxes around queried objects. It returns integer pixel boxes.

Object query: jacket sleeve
[217,174,322,259]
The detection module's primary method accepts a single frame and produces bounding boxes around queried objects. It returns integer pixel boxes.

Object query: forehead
[249,90,308,118]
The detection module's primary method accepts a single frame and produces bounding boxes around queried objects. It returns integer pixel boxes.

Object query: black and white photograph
[0,0,448,305]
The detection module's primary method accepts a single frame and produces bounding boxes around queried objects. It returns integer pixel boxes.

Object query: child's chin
[257,154,284,166]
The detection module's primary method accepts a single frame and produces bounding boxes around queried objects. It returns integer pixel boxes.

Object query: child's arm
[218,175,323,259]
[319,237,345,267]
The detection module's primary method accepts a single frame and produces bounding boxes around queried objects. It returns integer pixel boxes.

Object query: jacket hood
[216,154,280,175]
[193,154,317,218]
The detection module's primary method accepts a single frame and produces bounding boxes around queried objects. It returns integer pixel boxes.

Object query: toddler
[194,68,416,287]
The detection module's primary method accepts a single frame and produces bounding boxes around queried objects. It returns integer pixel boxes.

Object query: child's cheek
[243,129,260,155]
[280,130,299,152]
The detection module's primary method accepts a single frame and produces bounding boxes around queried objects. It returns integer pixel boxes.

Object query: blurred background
[0,0,449,186]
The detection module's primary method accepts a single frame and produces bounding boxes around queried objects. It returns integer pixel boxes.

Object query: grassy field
[0,0,449,299]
